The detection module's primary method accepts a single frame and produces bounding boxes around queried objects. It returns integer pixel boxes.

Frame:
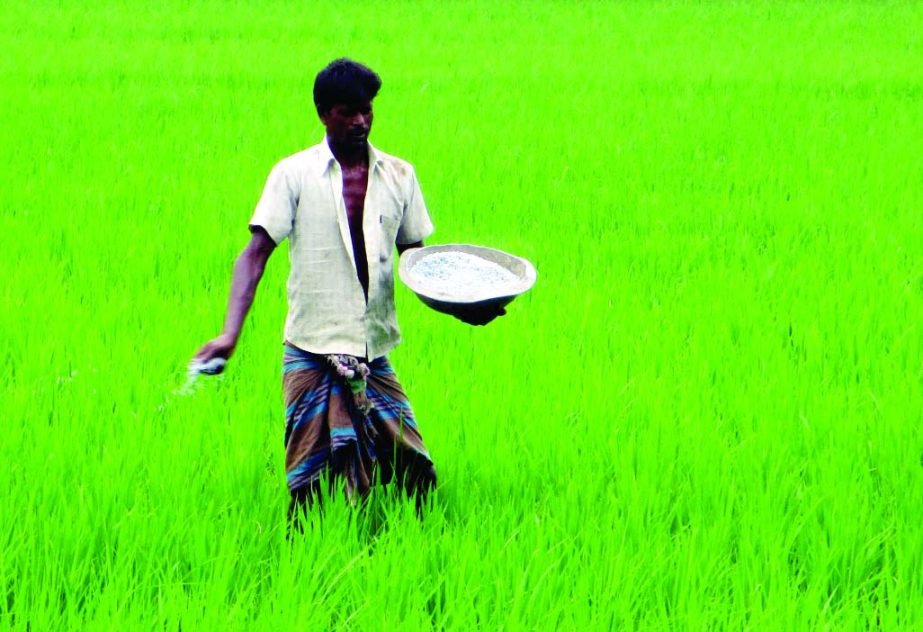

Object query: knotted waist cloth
[282,343,436,498]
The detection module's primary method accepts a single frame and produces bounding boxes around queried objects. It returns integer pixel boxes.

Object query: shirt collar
[318,136,383,174]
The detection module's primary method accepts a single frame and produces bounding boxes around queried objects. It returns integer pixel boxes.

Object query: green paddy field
[2,1,922,628]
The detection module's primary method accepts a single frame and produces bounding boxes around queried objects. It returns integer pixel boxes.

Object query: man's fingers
[451,303,508,326]
[198,357,228,374]
[456,312,494,326]
[189,356,228,375]
[193,336,235,362]
[191,340,233,375]
[193,344,216,363]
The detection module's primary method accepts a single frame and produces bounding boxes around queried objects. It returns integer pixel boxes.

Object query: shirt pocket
[378,212,402,262]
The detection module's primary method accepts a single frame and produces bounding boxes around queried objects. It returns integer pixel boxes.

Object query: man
[193,59,502,519]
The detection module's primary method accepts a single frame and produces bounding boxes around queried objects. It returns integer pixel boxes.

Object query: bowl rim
[398,243,537,305]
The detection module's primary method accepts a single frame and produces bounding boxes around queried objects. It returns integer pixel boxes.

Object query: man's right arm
[192,226,277,368]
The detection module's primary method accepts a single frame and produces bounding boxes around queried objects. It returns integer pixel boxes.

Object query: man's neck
[327,138,369,168]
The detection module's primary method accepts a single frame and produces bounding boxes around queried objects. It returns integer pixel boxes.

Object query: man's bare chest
[341,166,369,229]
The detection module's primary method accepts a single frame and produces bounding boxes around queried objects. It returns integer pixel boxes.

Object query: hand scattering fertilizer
[399,244,537,316]
[177,357,227,395]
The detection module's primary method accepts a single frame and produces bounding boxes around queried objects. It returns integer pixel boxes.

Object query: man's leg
[391,448,437,515]
[407,458,438,515]
[365,361,437,511]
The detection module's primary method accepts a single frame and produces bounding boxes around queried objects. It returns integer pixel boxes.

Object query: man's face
[320,100,373,151]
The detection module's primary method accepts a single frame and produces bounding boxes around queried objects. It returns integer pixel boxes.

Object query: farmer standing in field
[192,59,502,519]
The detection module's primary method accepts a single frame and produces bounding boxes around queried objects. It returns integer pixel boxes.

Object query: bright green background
[2,1,922,628]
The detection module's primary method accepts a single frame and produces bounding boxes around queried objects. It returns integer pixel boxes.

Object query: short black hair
[313,58,382,115]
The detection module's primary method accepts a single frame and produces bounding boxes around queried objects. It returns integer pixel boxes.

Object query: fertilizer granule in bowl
[409,251,521,298]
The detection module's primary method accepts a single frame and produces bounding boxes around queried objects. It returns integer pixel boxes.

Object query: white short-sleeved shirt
[249,138,434,359]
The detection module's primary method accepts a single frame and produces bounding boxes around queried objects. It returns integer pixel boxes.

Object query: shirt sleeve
[249,160,298,245]
[396,166,435,245]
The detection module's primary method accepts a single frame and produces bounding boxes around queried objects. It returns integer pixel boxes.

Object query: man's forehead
[331,99,373,111]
